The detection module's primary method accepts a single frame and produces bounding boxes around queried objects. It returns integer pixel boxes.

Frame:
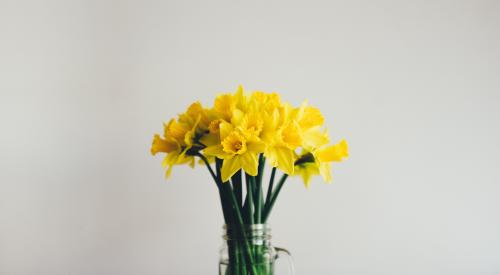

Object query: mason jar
[219,224,294,275]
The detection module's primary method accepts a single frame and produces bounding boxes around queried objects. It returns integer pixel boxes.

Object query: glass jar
[219,224,294,275]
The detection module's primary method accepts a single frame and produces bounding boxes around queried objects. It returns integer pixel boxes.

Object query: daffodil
[231,109,264,139]
[260,104,301,175]
[203,121,265,182]
[293,139,349,185]
[150,108,202,177]
[249,91,281,113]
[295,102,329,149]
[213,94,236,121]
[213,85,249,121]
[179,101,211,132]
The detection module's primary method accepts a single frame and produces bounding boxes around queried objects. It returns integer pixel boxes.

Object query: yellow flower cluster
[151,86,348,187]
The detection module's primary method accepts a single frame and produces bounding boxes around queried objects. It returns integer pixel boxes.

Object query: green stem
[242,199,249,225]
[217,159,257,275]
[225,186,257,275]
[197,154,231,224]
[262,173,289,223]
[254,179,262,224]
[227,240,238,275]
[245,173,254,225]
[254,155,265,223]
[264,167,277,211]
[257,154,265,185]
[232,170,243,208]
[196,153,218,184]
[239,246,247,275]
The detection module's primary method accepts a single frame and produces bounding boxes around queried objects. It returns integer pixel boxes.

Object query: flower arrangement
[151,86,348,275]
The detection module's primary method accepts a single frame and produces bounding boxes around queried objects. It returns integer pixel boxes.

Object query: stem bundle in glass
[198,154,290,275]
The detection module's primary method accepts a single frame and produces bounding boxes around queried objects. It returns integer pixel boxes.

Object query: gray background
[1,0,499,274]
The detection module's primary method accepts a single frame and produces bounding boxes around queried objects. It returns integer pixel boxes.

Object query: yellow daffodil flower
[179,101,211,131]
[293,139,348,185]
[260,104,301,175]
[213,85,249,121]
[203,121,265,182]
[231,109,264,139]
[150,108,201,177]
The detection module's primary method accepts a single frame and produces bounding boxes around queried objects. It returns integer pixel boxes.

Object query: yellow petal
[318,162,332,183]
[219,121,234,141]
[234,85,248,111]
[183,115,201,147]
[203,145,229,159]
[301,127,329,149]
[240,112,264,137]
[200,133,219,147]
[298,103,324,130]
[266,147,295,175]
[317,139,349,162]
[265,147,279,167]
[231,108,245,126]
[247,140,266,154]
[162,153,180,178]
[166,119,189,142]
[162,152,179,167]
[184,129,195,147]
[294,163,319,188]
[151,134,178,155]
[185,102,208,126]
[165,164,173,178]
[221,157,242,182]
[280,122,302,149]
[208,119,223,134]
[240,153,258,176]
[214,94,236,120]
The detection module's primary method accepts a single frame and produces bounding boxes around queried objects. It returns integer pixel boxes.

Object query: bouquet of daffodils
[151,86,348,275]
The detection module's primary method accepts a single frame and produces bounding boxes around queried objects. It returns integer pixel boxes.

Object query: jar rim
[223,223,269,230]
[222,224,272,240]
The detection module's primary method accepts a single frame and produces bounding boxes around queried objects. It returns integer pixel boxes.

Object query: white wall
[1,1,499,274]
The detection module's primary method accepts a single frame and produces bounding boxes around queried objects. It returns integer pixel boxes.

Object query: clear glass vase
[219,224,294,275]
